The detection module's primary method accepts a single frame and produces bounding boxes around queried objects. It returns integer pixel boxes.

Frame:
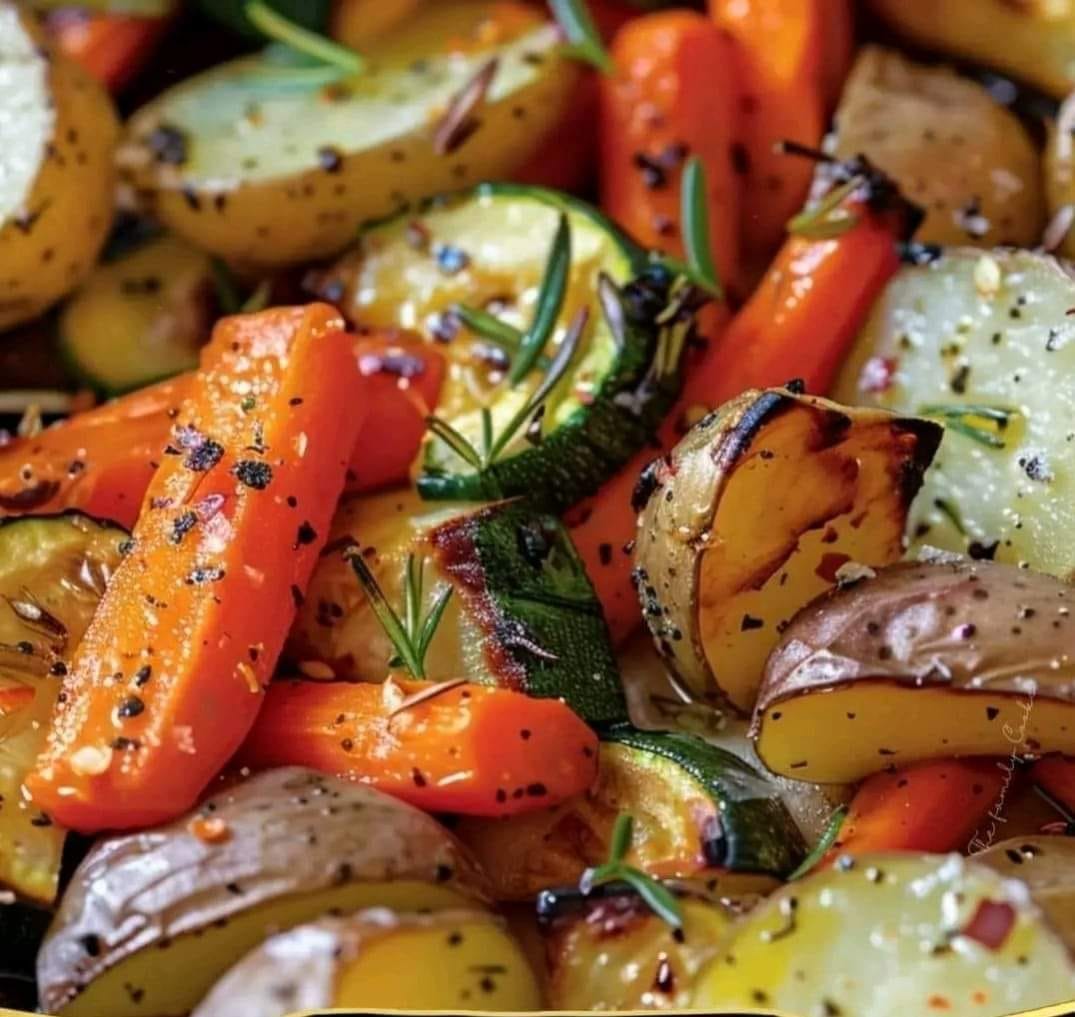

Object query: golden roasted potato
[455,734,796,900]
[634,388,941,714]
[542,892,738,1011]
[119,2,580,265]
[976,837,1075,950]
[693,852,1075,1016]
[834,248,1075,581]
[0,2,118,330]
[868,0,1075,99]
[192,909,541,1016]
[753,560,1075,783]
[1044,93,1075,259]
[829,46,1044,247]
[37,768,489,1017]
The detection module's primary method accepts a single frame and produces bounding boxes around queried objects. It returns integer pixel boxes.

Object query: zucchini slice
[455,728,803,900]
[540,890,738,1011]
[692,852,1075,1015]
[287,488,625,725]
[834,248,1075,582]
[59,234,216,396]
[119,2,582,265]
[634,387,941,714]
[37,767,490,1017]
[316,185,691,512]
[0,512,127,904]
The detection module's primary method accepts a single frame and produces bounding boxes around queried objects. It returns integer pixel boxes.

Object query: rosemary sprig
[245,1,363,76]
[580,813,683,929]
[919,404,1017,450]
[650,158,723,299]
[1033,782,1075,832]
[210,258,243,315]
[787,175,864,240]
[344,549,453,680]
[453,304,551,372]
[549,0,613,73]
[787,805,848,880]
[933,497,968,537]
[427,306,588,474]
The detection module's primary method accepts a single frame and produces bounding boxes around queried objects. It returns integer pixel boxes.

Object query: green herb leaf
[788,805,848,880]
[425,416,485,472]
[549,0,613,73]
[345,550,452,680]
[787,176,863,240]
[622,869,684,929]
[680,157,723,299]
[454,304,525,350]
[608,812,633,864]
[509,212,572,386]
[241,280,273,313]
[210,258,243,315]
[919,404,1016,450]
[245,0,363,76]
[933,497,968,537]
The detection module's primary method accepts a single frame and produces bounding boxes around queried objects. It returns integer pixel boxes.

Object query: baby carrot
[27,305,365,832]
[239,677,599,817]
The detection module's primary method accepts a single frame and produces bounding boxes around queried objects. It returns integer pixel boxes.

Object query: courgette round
[59,234,215,396]
[0,512,128,904]
[316,184,692,512]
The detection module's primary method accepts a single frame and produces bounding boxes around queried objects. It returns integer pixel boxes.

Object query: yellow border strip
[8,1007,1073,1017]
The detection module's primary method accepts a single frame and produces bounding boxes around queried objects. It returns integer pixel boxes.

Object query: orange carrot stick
[27,305,366,832]
[239,677,599,817]
[825,758,1008,860]
[598,10,742,294]
[709,0,826,269]
[819,0,855,112]
[573,171,917,642]
[0,333,445,527]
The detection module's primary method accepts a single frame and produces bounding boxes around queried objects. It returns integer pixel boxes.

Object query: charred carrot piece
[598,10,742,294]
[239,677,599,817]
[46,11,168,92]
[27,305,366,832]
[819,0,854,112]
[0,334,445,527]
[824,759,1008,860]
[572,177,915,643]
[709,0,826,269]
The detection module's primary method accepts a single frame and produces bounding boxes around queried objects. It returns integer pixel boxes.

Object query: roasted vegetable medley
[4,1,1075,1015]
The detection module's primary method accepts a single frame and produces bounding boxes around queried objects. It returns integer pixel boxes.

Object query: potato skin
[37,768,489,1014]
[868,0,1075,99]
[830,46,1044,247]
[1045,94,1075,259]
[0,7,118,330]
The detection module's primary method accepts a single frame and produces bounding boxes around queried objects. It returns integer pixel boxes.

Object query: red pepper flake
[815,552,852,583]
[188,815,231,844]
[960,899,1016,951]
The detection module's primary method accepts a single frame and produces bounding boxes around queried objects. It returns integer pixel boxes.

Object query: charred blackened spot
[147,124,188,165]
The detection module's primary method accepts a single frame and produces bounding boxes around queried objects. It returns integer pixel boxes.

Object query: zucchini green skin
[429,500,626,725]
[602,727,807,878]
[196,0,331,36]
[411,184,694,514]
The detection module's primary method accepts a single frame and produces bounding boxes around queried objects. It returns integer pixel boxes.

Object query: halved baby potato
[692,852,1075,1016]
[753,560,1075,783]
[867,0,1075,99]
[1044,93,1075,260]
[37,767,490,1017]
[0,2,119,329]
[828,46,1044,247]
[634,388,941,714]
[119,1,581,265]
[834,248,1075,581]
[192,908,541,1016]
[541,891,739,1011]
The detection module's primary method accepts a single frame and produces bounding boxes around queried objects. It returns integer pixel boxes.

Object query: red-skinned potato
[633,388,941,714]
[753,560,1075,783]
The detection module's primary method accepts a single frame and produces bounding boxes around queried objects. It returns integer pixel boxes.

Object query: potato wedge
[692,852,1075,1015]
[1044,93,1075,260]
[192,909,541,1016]
[976,836,1075,950]
[753,560,1075,783]
[828,46,1044,247]
[834,248,1075,581]
[119,2,580,265]
[0,3,118,330]
[634,388,941,714]
[37,767,489,1017]
[455,733,798,900]
[541,892,738,1011]
[867,0,1075,99]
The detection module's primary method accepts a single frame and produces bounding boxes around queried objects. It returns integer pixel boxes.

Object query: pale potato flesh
[867,0,1075,99]
[121,2,579,264]
[693,853,1075,1016]
[835,249,1075,581]
[830,46,1044,247]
